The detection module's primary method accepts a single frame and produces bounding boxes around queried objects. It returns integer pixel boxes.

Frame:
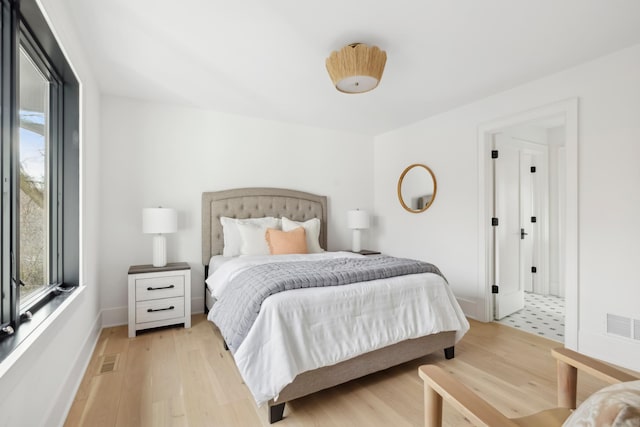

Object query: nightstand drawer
[135,275,184,301]
[136,297,185,324]
[128,262,191,338]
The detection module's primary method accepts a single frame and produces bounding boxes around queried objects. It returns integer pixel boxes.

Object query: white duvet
[206,252,469,406]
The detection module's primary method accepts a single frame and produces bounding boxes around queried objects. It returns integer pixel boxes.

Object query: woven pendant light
[325,43,387,94]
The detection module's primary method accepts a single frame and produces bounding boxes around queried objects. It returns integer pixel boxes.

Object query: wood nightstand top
[347,250,381,255]
[128,262,191,275]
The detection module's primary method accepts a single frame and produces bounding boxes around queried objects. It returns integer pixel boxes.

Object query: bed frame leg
[204,266,210,314]
[269,402,285,423]
[223,341,229,351]
[444,346,455,360]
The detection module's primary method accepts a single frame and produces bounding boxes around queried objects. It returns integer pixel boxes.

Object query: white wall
[0,1,102,426]
[374,44,640,371]
[99,97,373,324]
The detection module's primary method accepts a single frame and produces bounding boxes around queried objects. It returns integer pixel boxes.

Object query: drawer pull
[147,305,175,313]
[147,284,175,291]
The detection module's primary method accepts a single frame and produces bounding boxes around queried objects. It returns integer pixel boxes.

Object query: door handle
[521,228,528,239]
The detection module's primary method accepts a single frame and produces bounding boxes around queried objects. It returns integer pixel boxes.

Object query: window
[0,0,79,357]
[19,44,51,306]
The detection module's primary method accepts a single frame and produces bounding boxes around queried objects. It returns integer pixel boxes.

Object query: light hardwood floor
[64,315,629,426]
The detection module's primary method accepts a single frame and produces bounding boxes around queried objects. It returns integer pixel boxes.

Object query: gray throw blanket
[210,255,444,354]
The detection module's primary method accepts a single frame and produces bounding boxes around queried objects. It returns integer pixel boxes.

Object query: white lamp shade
[142,208,177,234]
[347,210,370,230]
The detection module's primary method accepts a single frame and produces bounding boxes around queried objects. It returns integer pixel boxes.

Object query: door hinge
[530,166,536,173]
[491,150,498,159]
[531,266,537,273]
[491,217,499,226]
[492,285,499,294]
[531,216,537,223]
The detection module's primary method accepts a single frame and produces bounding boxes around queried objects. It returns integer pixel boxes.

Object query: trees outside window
[19,46,50,304]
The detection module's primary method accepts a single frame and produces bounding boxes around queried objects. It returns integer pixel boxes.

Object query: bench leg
[424,383,443,427]
[557,360,577,408]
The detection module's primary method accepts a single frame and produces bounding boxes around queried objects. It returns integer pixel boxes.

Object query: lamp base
[152,234,167,267]
[351,229,362,253]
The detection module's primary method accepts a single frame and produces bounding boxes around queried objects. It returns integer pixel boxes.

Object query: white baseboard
[191,296,205,314]
[579,330,640,372]
[101,305,128,327]
[52,310,102,427]
[456,297,479,320]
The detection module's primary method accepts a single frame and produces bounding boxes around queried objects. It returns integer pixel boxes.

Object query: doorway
[477,99,579,349]
[492,122,565,341]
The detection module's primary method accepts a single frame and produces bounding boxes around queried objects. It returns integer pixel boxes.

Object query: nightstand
[348,249,381,256]
[128,262,191,338]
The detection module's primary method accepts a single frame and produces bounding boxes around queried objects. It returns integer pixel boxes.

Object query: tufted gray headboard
[202,188,328,265]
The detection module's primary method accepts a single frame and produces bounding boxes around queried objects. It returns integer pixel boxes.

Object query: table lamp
[142,207,177,267]
[347,209,370,253]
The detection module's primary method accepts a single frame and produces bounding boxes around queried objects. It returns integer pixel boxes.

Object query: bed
[202,187,469,423]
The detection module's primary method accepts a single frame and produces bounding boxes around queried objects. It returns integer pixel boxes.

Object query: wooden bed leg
[444,346,455,360]
[269,402,285,423]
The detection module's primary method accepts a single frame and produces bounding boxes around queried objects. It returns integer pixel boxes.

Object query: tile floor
[497,292,565,342]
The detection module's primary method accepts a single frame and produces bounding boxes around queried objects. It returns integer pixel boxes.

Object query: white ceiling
[65,0,640,135]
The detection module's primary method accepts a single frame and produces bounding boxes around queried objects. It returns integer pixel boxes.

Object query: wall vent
[606,314,631,338]
[635,319,640,341]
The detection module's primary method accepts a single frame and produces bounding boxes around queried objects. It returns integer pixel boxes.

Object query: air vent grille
[99,354,119,374]
[606,314,631,338]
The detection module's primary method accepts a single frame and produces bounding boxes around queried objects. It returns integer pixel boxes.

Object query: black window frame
[16,16,63,311]
[0,0,79,359]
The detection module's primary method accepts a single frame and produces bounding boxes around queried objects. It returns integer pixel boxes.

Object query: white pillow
[220,217,280,256]
[237,222,271,255]
[282,217,323,253]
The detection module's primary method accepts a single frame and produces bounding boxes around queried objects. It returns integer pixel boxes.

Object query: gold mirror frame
[397,164,438,213]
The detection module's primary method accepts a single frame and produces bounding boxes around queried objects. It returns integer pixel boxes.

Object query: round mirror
[397,164,437,213]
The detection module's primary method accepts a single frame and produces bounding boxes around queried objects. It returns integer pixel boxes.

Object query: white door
[521,147,549,295]
[493,135,525,319]
[520,151,535,293]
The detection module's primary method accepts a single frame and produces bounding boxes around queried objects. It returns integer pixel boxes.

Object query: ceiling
[64,0,640,135]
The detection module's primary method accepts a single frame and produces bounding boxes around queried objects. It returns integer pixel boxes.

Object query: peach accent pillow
[265,227,308,255]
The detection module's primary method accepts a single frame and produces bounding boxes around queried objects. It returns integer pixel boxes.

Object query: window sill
[0,285,85,379]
